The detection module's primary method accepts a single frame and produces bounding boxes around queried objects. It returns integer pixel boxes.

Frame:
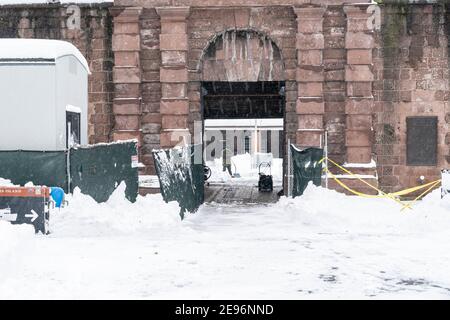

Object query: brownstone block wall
[0,3,114,145]
[139,8,161,174]
[4,1,450,195]
[323,6,347,164]
[373,3,450,193]
[185,6,298,188]
[187,6,298,144]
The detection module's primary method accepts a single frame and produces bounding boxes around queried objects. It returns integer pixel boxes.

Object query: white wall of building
[0,39,90,151]
[0,63,57,150]
[55,55,88,148]
[204,118,284,160]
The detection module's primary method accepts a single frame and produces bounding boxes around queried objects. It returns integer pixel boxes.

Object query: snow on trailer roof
[0,39,90,74]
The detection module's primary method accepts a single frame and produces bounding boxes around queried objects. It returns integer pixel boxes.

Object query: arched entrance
[199,30,286,204]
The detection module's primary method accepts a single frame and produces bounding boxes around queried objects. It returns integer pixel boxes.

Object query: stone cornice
[344,4,375,18]
[116,0,371,8]
[109,6,142,20]
[156,6,191,21]
[293,6,326,19]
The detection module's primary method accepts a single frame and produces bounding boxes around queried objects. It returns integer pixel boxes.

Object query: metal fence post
[66,122,71,193]
[66,148,71,193]
[287,138,292,197]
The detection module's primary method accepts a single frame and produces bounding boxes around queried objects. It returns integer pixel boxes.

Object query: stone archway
[199,30,286,120]
[199,30,286,203]
[200,30,285,82]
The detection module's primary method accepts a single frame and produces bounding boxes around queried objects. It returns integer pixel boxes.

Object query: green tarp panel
[291,145,324,197]
[0,150,68,191]
[0,141,139,203]
[153,144,204,218]
[70,141,139,203]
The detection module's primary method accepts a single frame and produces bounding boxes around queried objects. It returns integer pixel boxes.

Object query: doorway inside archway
[202,80,285,204]
[198,30,286,204]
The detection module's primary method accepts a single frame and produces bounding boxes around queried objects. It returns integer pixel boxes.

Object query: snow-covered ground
[1,178,450,299]
[206,153,283,184]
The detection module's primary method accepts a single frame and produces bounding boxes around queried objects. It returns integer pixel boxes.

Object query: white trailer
[0,39,90,151]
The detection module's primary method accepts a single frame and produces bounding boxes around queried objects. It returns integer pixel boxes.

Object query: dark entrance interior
[202,81,285,204]
[202,81,285,119]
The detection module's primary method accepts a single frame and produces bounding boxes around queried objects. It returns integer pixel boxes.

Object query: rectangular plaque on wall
[406,116,438,166]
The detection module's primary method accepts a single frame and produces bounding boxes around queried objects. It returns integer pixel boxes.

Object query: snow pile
[0,178,14,186]
[272,158,283,180]
[51,179,449,239]
[1,178,450,299]
[206,153,283,182]
[232,153,253,176]
[273,183,450,235]
[207,157,232,182]
[50,182,182,237]
[3,174,449,238]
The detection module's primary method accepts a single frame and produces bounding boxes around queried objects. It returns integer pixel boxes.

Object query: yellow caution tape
[400,180,441,211]
[388,180,441,197]
[319,157,441,210]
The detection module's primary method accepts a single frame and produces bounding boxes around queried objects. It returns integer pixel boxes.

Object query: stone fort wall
[1,0,449,194]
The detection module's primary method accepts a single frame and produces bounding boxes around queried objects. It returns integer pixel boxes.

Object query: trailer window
[66,111,81,148]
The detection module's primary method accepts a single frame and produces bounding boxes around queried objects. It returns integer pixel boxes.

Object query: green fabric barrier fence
[291,145,324,197]
[153,144,204,218]
[0,150,68,191]
[0,141,139,203]
[70,141,139,203]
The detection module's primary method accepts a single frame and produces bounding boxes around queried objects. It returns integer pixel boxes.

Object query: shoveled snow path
[1,195,450,299]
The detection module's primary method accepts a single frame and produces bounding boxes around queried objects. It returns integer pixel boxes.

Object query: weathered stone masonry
[2,1,450,196]
[372,2,450,194]
[117,0,381,193]
[0,3,115,145]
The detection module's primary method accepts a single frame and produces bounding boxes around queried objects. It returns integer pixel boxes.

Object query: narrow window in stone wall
[406,116,438,166]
